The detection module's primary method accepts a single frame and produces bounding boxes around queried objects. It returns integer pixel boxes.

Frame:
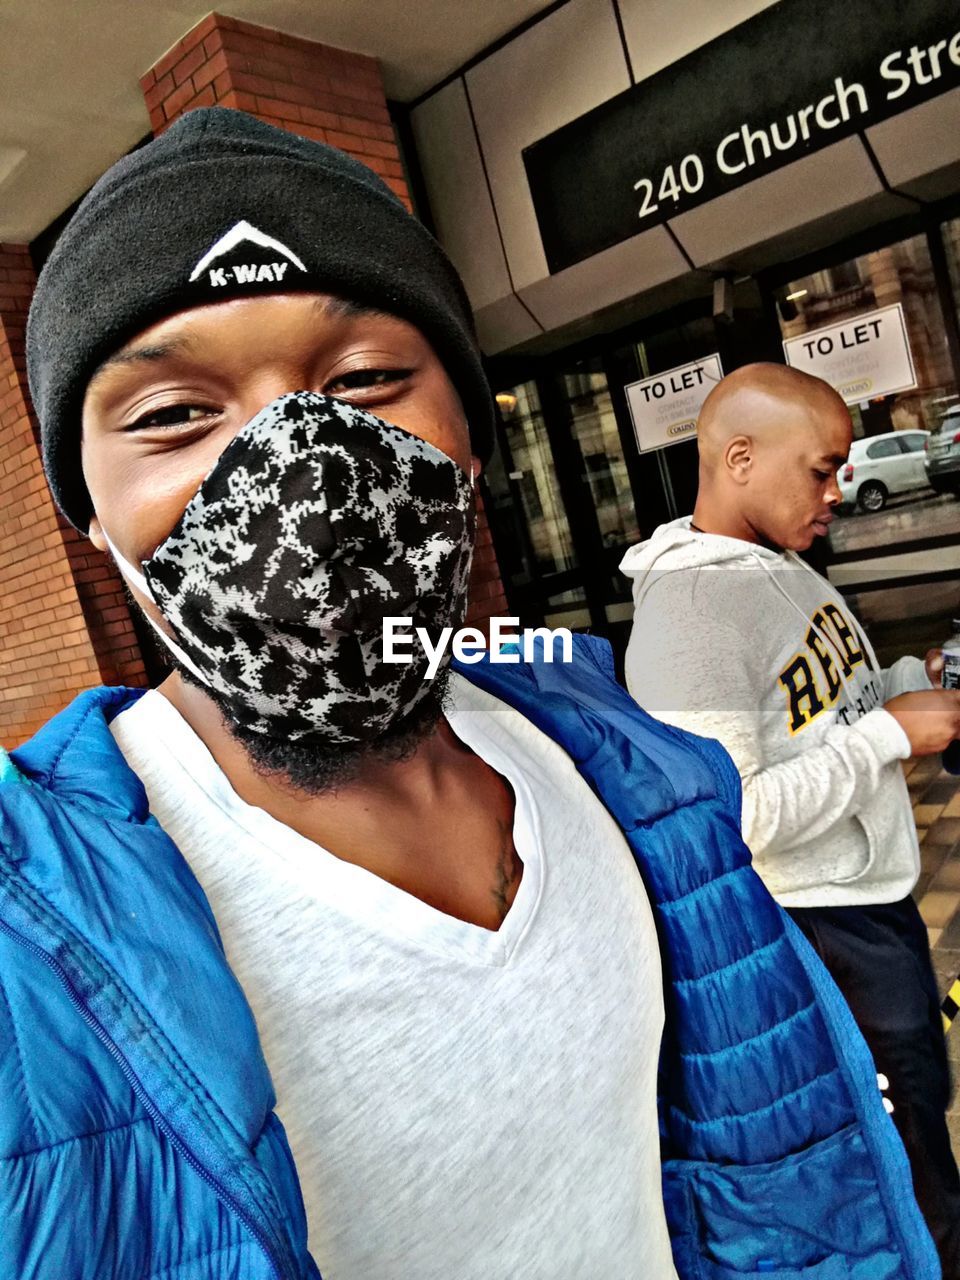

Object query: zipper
[0,914,290,1280]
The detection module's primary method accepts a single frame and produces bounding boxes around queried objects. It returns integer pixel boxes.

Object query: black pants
[788,897,960,1278]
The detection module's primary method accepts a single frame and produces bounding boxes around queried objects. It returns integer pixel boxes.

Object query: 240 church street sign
[523,0,960,273]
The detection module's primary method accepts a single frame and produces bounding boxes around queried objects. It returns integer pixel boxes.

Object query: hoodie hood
[619,517,859,672]
[619,517,783,594]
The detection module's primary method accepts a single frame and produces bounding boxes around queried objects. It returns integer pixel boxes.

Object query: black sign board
[523,0,960,274]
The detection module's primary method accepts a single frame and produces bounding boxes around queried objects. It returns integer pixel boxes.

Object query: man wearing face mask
[0,109,942,1280]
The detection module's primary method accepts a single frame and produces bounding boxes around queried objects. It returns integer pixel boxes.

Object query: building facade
[2,0,960,740]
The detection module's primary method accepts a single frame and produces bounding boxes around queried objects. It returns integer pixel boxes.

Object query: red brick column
[140,13,409,206]
[466,494,509,629]
[0,246,127,746]
[140,13,509,634]
[0,246,148,746]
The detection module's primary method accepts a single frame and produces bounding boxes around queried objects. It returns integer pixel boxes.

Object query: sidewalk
[906,755,960,1154]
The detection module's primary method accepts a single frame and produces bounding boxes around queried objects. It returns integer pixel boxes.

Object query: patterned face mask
[104,391,476,745]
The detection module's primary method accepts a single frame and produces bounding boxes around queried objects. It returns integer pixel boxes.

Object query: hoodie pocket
[831,809,879,886]
[662,1123,896,1280]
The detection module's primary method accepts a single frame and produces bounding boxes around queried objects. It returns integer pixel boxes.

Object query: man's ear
[87,514,107,553]
[725,434,753,485]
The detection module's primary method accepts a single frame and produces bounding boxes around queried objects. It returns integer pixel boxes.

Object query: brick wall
[140,13,410,207]
[60,528,149,690]
[466,490,509,629]
[0,245,105,745]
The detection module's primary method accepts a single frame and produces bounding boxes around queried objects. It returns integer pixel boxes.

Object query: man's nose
[245,375,313,418]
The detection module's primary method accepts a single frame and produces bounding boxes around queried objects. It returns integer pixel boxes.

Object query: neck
[157,669,521,931]
[159,670,462,841]
[691,494,759,544]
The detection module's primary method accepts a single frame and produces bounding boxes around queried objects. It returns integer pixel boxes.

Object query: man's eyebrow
[314,296,393,322]
[89,336,195,384]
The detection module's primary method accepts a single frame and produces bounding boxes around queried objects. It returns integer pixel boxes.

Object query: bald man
[621,362,960,1274]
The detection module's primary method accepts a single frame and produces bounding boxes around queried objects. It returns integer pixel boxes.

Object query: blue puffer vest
[0,636,940,1279]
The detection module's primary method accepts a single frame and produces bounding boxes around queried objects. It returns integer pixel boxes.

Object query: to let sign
[626,355,723,454]
[782,304,917,404]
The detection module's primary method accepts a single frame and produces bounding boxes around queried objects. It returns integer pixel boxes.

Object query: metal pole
[656,447,679,520]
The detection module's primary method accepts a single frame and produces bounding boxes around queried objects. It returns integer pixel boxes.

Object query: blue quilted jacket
[0,635,940,1279]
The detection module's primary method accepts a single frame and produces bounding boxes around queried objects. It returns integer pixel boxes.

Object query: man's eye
[126,404,215,431]
[325,368,411,395]
[814,469,831,481]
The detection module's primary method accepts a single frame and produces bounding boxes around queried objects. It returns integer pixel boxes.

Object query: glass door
[483,379,590,630]
[483,310,725,654]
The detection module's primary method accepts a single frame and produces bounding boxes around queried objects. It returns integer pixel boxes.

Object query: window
[562,359,640,549]
[898,433,928,453]
[779,234,954,445]
[865,438,901,460]
[484,380,582,605]
[776,229,960,667]
[583,453,618,504]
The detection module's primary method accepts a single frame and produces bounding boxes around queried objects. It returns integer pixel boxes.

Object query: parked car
[924,408,960,495]
[837,430,930,513]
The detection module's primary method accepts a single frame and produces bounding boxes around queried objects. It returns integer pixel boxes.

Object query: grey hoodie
[620,517,927,909]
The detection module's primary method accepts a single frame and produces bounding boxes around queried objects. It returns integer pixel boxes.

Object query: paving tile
[932,859,960,893]
[911,757,942,778]
[924,817,960,848]
[919,889,960,929]
[914,803,946,827]
[910,771,936,791]
[944,793,960,819]
[917,778,960,806]
[929,926,945,950]
[936,906,960,951]
[912,757,946,783]
[921,845,949,879]
[948,1112,960,1157]
[933,948,960,997]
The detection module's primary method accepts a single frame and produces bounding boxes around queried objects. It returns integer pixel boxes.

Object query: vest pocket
[697,1257,851,1279]
[662,1122,895,1279]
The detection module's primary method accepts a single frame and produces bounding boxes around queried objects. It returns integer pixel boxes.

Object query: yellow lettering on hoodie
[779,653,826,732]
[807,609,842,702]
[821,603,868,676]
[779,601,869,732]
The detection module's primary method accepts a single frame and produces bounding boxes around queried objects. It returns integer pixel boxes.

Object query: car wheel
[857,481,887,513]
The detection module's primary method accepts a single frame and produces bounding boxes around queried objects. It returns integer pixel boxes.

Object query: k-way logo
[188,219,308,289]
[207,261,291,287]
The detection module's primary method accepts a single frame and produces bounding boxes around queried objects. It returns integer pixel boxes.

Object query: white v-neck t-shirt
[111,674,676,1280]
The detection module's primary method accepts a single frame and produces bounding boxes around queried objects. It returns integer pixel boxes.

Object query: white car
[837,430,930,513]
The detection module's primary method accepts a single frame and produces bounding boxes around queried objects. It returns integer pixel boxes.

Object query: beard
[171,653,453,795]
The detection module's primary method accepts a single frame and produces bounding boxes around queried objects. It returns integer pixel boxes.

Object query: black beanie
[26,107,495,532]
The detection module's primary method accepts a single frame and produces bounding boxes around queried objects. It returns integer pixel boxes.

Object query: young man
[0,110,939,1279]
[622,361,960,1276]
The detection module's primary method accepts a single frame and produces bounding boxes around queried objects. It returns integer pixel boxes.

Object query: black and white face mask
[104,391,476,745]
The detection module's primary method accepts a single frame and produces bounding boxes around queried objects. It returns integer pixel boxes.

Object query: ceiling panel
[0,0,555,240]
